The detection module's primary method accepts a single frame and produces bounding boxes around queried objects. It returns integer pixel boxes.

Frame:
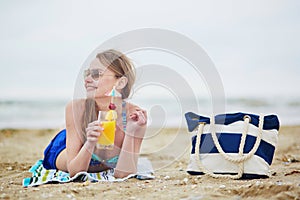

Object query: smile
[86,85,98,91]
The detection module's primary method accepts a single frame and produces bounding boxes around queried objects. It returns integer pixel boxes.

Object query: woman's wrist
[125,125,146,139]
[83,140,96,153]
[122,132,143,154]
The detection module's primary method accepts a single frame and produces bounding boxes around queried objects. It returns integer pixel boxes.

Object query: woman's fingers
[86,125,103,132]
[85,120,103,142]
[87,120,101,127]
[136,110,147,125]
[129,113,138,120]
[129,109,147,125]
[142,109,147,120]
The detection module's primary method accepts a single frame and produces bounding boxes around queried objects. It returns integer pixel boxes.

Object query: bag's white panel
[200,154,269,175]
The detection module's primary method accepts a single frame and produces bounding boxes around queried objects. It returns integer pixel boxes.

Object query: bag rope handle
[210,114,264,163]
[194,114,264,179]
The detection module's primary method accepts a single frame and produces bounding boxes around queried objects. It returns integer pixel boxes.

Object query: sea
[1,96,299,129]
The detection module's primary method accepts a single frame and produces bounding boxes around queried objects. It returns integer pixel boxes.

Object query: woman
[43,49,147,178]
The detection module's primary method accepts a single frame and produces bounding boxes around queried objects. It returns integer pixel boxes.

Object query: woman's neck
[94,97,123,111]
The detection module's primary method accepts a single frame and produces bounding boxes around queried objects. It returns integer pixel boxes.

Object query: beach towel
[23,157,155,187]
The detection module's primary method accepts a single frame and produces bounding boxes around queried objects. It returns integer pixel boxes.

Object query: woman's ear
[115,76,128,90]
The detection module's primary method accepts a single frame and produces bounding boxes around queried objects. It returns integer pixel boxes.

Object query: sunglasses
[83,69,119,80]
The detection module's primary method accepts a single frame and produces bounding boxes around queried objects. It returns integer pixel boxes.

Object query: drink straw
[111,86,116,104]
[98,111,101,122]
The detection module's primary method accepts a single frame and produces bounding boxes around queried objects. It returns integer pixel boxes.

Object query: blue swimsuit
[42,101,127,170]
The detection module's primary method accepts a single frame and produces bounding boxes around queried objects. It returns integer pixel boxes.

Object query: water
[0,96,299,129]
[0,99,67,129]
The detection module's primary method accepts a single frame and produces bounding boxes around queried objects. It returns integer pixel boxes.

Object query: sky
[0,0,299,100]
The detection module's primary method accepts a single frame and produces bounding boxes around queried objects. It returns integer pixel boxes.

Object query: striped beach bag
[185,112,280,179]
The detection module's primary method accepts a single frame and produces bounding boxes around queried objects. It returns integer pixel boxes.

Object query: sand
[0,126,299,200]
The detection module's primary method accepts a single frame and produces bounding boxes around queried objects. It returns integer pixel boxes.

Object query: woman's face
[84,58,119,99]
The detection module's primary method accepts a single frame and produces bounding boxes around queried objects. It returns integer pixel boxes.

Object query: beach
[0,126,299,200]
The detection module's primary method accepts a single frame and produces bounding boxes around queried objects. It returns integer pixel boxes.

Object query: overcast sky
[0,0,299,100]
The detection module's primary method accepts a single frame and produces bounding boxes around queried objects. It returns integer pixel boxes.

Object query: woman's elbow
[67,167,77,178]
[67,163,82,178]
[114,169,136,178]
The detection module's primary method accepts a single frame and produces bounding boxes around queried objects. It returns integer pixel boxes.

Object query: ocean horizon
[1,95,299,129]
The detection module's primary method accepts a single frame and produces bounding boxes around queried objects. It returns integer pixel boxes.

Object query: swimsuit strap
[122,101,127,133]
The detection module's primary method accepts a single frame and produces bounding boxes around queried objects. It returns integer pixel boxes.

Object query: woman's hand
[126,108,147,138]
[85,120,103,147]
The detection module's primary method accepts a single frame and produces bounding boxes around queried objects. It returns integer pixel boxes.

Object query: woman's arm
[65,100,102,177]
[114,106,147,178]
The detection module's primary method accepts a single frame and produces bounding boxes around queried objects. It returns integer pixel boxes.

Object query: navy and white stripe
[185,112,279,178]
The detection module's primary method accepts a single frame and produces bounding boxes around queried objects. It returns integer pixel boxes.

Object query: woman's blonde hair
[96,49,135,99]
[81,49,135,140]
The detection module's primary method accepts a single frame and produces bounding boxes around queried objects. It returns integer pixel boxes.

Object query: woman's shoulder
[65,98,86,112]
[125,101,145,112]
[65,99,86,128]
